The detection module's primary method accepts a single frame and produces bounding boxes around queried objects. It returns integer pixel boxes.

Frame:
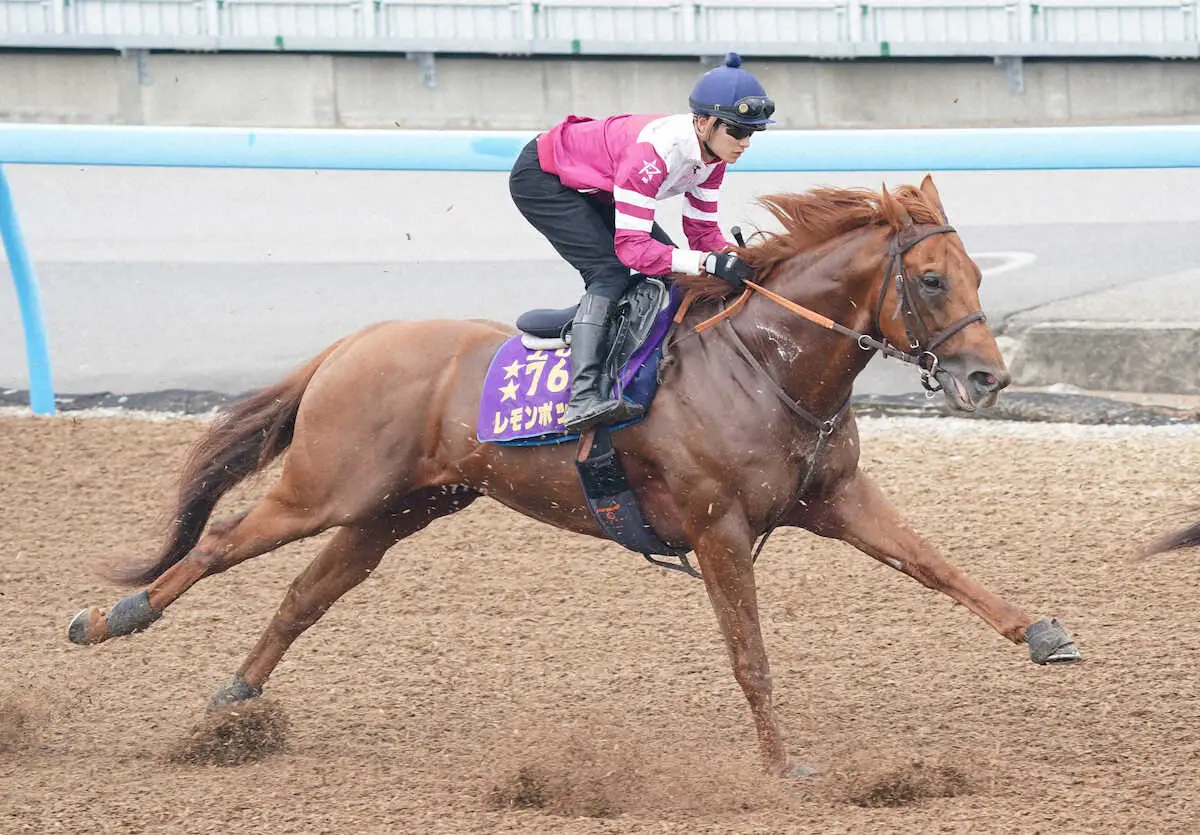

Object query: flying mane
[677,185,946,300]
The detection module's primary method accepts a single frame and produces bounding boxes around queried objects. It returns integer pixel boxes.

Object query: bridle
[652,221,988,573]
[701,223,986,394]
[873,224,987,393]
[657,223,990,574]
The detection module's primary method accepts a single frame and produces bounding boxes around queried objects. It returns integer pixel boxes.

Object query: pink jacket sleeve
[610,143,677,276]
[609,142,713,276]
[683,165,732,253]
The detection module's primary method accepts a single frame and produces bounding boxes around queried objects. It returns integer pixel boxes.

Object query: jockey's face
[695,115,754,165]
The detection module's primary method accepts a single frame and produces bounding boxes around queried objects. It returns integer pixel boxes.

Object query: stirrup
[564,398,644,432]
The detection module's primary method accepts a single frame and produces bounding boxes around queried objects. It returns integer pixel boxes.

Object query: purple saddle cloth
[477,290,679,445]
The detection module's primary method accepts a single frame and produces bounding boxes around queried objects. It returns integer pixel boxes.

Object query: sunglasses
[720,121,757,141]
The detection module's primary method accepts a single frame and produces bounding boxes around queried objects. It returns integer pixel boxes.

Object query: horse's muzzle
[938,360,1011,412]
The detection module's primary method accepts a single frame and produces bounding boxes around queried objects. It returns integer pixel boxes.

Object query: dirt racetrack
[2,412,1198,833]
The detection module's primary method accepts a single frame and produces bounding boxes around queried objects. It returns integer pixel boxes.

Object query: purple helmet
[688,52,775,129]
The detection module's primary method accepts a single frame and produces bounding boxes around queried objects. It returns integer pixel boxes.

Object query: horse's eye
[920,273,945,291]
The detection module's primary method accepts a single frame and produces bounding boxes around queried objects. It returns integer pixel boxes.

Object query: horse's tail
[110,339,345,587]
[1143,517,1200,556]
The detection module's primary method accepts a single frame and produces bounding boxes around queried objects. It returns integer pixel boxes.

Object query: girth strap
[574,427,699,577]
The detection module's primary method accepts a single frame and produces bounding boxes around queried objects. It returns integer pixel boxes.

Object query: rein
[668,223,985,566]
[707,311,850,566]
[690,224,984,394]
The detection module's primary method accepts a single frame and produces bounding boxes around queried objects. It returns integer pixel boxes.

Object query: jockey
[510,51,774,433]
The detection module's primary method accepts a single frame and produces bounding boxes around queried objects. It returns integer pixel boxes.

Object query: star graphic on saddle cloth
[502,359,523,379]
[499,380,520,402]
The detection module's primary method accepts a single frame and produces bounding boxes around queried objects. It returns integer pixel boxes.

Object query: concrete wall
[2,51,1199,129]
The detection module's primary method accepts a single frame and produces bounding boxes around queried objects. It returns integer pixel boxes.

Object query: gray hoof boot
[107,590,162,637]
[208,674,263,711]
[1026,618,1082,665]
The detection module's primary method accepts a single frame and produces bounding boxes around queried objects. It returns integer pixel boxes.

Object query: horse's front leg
[803,470,1080,664]
[691,514,814,778]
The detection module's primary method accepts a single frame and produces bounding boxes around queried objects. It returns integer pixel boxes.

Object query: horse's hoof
[67,607,106,645]
[208,674,264,712]
[770,758,820,779]
[1026,618,1082,665]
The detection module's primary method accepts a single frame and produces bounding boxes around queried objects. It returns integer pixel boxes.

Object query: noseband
[711,224,986,394]
[873,224,986,393]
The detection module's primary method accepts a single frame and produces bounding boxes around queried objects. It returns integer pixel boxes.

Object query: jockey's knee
[582,270,634,303]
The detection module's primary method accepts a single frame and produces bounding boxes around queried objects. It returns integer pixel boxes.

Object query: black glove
[704,252,753,287]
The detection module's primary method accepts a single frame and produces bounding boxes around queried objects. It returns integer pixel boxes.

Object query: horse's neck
[729,227,886,417]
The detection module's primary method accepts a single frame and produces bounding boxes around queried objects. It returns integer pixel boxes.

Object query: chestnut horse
[68,176,1080,778]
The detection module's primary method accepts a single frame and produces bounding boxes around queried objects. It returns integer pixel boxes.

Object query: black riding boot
[562,294,645,432]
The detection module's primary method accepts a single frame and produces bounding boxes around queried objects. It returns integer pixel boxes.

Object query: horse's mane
[676,184,946,300]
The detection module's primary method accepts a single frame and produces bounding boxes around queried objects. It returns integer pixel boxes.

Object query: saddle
[515,277,672,390]
[477,277,692,567]
[477,277,676,447]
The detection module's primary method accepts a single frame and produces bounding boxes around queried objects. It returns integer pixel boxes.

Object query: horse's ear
[880,183,912,231]
[919,174,948,223]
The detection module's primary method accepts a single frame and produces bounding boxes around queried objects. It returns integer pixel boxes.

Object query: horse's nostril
[969,370,1009,394]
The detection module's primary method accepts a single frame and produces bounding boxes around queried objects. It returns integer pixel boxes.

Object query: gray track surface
[2,166,1198,400]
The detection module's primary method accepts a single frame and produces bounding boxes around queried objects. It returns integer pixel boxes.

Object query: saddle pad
[477,297,677,445]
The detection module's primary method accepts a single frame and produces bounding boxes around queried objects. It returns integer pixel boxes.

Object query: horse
[67,175,1081,778]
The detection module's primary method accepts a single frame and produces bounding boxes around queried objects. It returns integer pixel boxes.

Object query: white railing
[2,0,57,34]
[696,0,850,45]
[862,0,1020,44]
[375,0,523,40]
[220,0,367,39]
[1032,0,1196,43]
[2,0,1197,55]
[69,0,209,36]
[535,0,683,44]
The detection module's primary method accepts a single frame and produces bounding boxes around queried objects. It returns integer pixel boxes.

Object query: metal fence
[2,0,1197,57]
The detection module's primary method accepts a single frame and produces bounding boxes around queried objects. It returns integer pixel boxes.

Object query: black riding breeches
[509,138,674,302]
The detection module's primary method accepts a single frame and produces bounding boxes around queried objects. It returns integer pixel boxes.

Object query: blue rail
[4,122,1200,414]
[4,123,1200,172]
[0,164,55,415]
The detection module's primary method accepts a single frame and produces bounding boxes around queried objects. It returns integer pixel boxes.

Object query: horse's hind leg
[210,486,479,708]
[69,489,330,646]
[805,470,1080,664]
